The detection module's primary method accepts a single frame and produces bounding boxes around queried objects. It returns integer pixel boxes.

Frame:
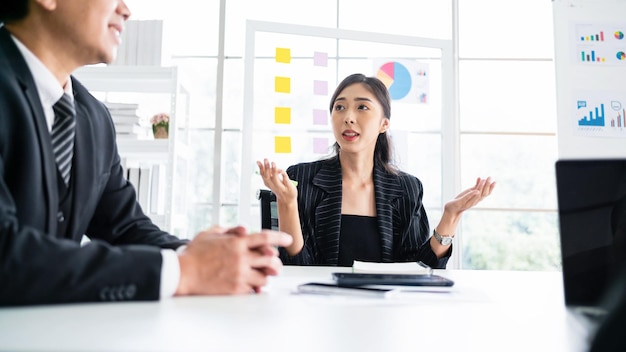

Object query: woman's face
[331,83,389,156]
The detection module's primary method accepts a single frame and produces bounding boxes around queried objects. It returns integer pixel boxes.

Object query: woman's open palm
[256,158,298,202]
[444,177,495,215]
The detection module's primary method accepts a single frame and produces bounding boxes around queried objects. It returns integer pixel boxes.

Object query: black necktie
[51,94,76,185]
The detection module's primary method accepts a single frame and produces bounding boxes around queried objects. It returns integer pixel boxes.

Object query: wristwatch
[433,229,454,246]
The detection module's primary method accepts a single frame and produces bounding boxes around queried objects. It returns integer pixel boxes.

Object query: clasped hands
[175,225,293,296]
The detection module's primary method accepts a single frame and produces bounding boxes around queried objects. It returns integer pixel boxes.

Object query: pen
[254,170,298,186]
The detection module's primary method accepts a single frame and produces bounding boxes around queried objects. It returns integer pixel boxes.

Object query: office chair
[257,189,278,230]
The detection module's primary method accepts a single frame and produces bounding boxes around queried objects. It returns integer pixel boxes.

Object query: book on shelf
[105,102,139,110]
[112,115,141,126]
[114,123,142,134]
[352,260,433,276]
[110,109,140,116]
[126,167,140,196]
[125,166,152,212]
[149,164,165,214]
[137,166,152,213]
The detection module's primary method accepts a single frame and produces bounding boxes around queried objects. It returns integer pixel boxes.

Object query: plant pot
[153,125,169,139]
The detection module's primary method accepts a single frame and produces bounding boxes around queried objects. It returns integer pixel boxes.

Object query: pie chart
[617,51,626,60]
[376,62,411,100]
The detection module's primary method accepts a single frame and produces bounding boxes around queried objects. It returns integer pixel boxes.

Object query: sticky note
[275,136,292,154]
[276,48,291,63]
[275,77,291,93]
[313,51,328,67]
[275,107,291,124]
[313,109,327,125]
[313,137,329,154]
[314,80,327,95]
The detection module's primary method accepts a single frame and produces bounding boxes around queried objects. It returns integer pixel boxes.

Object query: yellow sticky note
[275,77,291,93]
[275,48,291,63]
[275,136,292,154]
[275,107,291,124]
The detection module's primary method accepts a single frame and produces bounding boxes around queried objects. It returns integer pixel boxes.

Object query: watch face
[441,237,453,246]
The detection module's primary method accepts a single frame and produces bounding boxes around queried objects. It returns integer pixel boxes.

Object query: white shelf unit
[73,66,189,236]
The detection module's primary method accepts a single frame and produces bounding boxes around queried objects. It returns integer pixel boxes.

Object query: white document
[352,260,433,275]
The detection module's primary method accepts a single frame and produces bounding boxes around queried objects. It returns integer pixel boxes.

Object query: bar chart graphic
[577,102,605,126]
[580,49,606,62]
[574,23,626,66]
[610,109,625,128]
[579,30,605,41]
[574,93,626,138]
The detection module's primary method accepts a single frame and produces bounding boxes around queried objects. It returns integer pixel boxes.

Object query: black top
[338,214,381,267]
[283,157,449,268]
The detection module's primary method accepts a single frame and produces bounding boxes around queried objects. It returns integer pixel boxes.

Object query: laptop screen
[556,159,626,308]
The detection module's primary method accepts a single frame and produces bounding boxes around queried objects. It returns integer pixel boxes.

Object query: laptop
[555,158,626,328]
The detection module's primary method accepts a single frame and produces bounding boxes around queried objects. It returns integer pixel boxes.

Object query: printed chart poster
[574,91,626,138]
[572,23,626,66]
[373,59,429,104]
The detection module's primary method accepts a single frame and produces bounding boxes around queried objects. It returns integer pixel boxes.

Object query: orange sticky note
[275,77,291,93]
[275,136,291,154]
[276,48,291,63]
[275,107,291,124]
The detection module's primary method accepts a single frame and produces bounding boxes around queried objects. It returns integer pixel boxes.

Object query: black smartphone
[332,273,454,287]
[296,282,395,297]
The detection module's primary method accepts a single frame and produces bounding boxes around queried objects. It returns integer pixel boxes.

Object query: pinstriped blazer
[281,156,450,268]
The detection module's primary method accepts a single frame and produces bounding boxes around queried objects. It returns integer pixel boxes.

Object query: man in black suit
[0,0,291,305]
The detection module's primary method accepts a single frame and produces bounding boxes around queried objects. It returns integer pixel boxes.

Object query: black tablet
[332,272,454,287]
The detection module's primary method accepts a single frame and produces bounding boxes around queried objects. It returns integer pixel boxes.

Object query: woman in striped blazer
[258,73,495,267]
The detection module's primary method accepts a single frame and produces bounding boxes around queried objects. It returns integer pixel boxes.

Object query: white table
[0,267,592,351]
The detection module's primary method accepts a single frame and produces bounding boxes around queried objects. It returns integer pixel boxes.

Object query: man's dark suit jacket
[0,26,186,305]
[282,156,450,268]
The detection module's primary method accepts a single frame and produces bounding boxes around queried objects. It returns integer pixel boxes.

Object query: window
[122,0,559,270]
[458,0,559,270]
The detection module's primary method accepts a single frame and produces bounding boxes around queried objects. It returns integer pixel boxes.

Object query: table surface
[0,266,594,352]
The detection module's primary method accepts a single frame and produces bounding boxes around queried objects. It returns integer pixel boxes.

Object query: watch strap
[433,229,454,245]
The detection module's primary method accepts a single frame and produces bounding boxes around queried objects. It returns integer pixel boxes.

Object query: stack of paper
[105,102,145,139]
[352,261,433,276]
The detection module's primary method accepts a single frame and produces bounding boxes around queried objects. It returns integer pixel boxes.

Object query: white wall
[553,0,626,159]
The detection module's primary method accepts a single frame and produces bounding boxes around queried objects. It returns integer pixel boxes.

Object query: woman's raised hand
[256,158,298,202]
[444,177,496,215]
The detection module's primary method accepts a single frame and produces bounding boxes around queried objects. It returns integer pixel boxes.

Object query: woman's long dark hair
[328,73,397,174]
[0,0,29,22]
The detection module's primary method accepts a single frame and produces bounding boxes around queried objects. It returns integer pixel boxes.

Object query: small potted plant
[150,112,169,139]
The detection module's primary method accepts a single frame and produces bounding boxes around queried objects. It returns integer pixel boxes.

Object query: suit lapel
[67,90,96,239]
[309,159,405,264]
[312,158,343,264]
[0,27,58,233]
[373,166,405,262]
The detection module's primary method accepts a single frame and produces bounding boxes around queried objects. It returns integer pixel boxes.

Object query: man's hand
[175,226,293,296]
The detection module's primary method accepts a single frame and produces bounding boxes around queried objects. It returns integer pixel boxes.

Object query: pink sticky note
[313,52,328,67]
[314,80,328,96]
[313,109,327,125]
[313,137,329,154]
